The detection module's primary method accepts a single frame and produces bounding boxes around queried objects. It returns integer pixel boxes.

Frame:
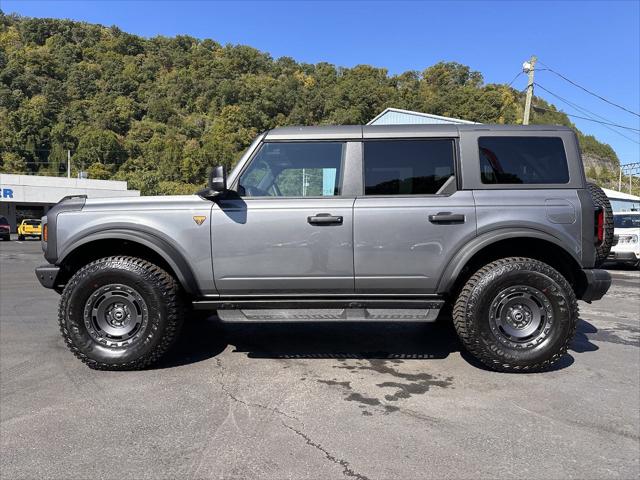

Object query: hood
[82,195,211,212]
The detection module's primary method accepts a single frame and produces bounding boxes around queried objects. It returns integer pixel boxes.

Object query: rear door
[211,141,357,294]
[353,137,477,293]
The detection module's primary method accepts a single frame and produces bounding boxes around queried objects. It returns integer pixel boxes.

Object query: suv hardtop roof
[264,124,573,141]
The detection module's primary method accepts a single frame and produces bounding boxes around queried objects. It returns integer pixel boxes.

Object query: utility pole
[619,167,623,191]
[522,55,537,125]
[67,150,71,179]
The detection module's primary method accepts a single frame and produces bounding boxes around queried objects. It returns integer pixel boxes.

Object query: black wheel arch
[56,228,200,296]
[437,228,587,299]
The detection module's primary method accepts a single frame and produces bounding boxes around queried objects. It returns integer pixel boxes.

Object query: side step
[192,297,445,322]
[215,308,441,322]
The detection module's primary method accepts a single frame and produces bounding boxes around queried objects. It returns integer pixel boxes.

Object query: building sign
[1,187,14,199]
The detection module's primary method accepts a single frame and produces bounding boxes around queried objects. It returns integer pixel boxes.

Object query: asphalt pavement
[1,238,638,480]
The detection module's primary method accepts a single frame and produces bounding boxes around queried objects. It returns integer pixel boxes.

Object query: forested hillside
[0,13,621,195]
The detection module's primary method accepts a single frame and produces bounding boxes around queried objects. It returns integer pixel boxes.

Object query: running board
[192,297,445,323]
[214,308,442,323]
[192,297,444,310]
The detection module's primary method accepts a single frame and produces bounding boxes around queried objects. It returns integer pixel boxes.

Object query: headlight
[618,234,638,244]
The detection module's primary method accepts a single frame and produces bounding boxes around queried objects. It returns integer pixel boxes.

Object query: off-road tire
[453,257,578,373]
[59,256,185,370]
[587,182,614,267]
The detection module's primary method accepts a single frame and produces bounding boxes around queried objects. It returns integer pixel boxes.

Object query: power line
[505,71,524,88]
[492,86,528,122]
[533,82,640,145]
[484,73,526,122]
[538,60,640,118]
[531,104,640,132]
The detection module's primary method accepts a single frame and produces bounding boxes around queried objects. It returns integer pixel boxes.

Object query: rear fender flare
[436,228,581,294]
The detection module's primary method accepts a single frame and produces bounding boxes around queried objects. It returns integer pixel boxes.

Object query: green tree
[73,129,125,170]
[0,151,27,173]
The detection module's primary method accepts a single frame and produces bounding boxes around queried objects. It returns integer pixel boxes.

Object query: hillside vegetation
[0,13,622,195]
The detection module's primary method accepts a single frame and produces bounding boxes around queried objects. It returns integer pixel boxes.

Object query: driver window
[238,142,344,197]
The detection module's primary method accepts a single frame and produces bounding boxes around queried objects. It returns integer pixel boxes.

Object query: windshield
[614,214,640,228]
[24,220,41,226]
[0,217,8,225]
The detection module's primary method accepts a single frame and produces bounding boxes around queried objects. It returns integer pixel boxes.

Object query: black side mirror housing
[210,165,227,192]
[197,165,227,200]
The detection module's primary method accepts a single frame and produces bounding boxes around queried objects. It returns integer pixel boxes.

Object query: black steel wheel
[59,256,185,370]
[453,257,578,372]
[83,284,149,347]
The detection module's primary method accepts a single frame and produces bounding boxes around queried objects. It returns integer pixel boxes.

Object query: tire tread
[58,256,184,370]
[453,257,578,372]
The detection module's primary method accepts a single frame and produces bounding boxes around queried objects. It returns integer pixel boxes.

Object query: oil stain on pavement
[318,359,453,416]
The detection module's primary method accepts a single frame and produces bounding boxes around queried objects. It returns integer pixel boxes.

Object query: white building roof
[0,174,140,205]
[602,187,640,201]
[368,108,479,126]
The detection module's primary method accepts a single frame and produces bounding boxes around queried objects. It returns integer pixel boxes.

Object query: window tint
[238,142,344,197]
[479,137,569,184]
[0,217,8,225]
[25,220,40,226]
[364,139,455,195]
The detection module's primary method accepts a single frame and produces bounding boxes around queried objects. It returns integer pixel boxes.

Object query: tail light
[43,224,48,242]
[595,207,604,245]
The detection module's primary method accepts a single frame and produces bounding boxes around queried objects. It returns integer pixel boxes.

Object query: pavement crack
[215,358,299,422]
[282,422,371,480]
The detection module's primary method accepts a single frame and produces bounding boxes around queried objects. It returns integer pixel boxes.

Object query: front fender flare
[58,227,200,295]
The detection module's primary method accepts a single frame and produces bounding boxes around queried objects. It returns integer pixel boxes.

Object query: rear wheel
[453,257,578,372]
[18,234,24,241]
[59,256,185,370]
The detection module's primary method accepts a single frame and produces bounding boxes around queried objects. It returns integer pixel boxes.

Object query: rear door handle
[428,213,466,224]
[308,213,343,225]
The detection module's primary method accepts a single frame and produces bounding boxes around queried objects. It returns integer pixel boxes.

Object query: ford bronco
[35,124,614,372]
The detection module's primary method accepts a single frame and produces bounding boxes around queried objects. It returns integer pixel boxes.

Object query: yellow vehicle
[17,219,42,240]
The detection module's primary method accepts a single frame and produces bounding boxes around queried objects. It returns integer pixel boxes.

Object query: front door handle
[308,213,343,225]
[428,212,466,224]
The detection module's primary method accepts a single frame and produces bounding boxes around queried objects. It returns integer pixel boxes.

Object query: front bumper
[580,269,612,303]
[35,264,60,289]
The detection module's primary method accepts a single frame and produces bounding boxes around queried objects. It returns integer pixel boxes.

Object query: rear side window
[479,137,569,184]
[0,217,8,225]
[364,139,455,195]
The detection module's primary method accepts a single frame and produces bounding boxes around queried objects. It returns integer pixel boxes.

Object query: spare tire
[587,182,614,267]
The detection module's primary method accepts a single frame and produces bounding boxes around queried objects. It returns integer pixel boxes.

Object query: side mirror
[209,165,227,192]
[197,165,227,200]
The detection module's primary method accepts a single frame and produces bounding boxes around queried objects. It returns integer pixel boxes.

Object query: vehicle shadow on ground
[159,314,601,371]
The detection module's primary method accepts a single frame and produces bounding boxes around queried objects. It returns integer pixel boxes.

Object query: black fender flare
[436,227,582,294]
[58,227,200,295]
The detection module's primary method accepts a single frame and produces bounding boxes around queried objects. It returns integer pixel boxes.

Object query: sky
[2,0,639,165]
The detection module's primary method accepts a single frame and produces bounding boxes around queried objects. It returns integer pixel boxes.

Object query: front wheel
[453,257,578,372]
[59,256,185,370]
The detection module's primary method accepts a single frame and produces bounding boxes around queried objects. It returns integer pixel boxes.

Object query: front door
[353,138,477,293]
[211,141,355,294]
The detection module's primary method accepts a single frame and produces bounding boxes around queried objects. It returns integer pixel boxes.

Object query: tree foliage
[0,12,620,194]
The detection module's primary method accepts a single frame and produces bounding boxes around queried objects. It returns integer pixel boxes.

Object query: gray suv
[35,124,613,372]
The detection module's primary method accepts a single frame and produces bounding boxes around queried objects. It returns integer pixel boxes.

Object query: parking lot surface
[1,239,639,480]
